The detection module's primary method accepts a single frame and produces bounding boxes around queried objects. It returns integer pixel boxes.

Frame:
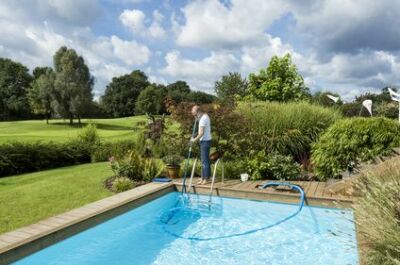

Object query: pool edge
[0,182,174,265]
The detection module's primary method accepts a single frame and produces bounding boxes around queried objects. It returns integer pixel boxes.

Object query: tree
[166,81,191,103]
[135,85,164,115]
[33,66,52,80]
[28,68,55,124]
[0,58,33,120]
[312,91,343,107]
[215,72,248,105]
[52,46,94,124]
[248,53,310,102]
[186,91,216,104]
[101,70,150,117]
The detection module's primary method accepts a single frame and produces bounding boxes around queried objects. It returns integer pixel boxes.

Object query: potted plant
[162,155,183,178]
[210,149,224,162]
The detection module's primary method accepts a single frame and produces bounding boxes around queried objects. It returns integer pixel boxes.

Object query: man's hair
[192,105,202,112]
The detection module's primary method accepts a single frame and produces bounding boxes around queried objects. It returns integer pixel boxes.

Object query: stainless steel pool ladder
[185,158,224,204]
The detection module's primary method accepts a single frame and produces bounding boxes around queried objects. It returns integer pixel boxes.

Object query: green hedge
[0,141,91,177]
[91,140,137,162]
[311,117,400,180]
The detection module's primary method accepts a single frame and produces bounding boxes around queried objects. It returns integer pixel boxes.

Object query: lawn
[0,116,147,144]
[0,162,113,234]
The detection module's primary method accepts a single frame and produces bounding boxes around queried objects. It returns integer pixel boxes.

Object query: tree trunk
[46,112,50,124]
[69,115,73,125]
[78,116,81,125]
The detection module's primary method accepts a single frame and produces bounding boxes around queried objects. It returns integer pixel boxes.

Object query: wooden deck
[173,178,354,207]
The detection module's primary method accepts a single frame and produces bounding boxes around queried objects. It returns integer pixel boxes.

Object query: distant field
[0,116,147,144]
[0,162,113,233]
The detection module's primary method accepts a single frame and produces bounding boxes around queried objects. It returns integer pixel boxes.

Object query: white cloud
[119,9,166,39]
[46,0,102,25]
[110,35,151,66]
[160,50,239,92]
[148,10,166,38]
[176,0,288,49]
[240,35,296,73]
[119,9,146,33]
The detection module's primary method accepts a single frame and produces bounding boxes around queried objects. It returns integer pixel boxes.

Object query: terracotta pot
[166,165,181,178]
[210,151,223,162]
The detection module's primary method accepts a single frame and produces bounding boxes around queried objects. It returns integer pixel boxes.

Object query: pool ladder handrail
[185,158,224,204]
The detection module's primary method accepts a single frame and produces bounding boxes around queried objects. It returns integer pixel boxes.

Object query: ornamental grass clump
[235,101,341,162]
[112,177,135,193]
[354,157,400,265]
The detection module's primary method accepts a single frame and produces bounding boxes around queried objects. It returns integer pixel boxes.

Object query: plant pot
[240,173,249,182]
[166,165,181,179]
[210,150,223,162]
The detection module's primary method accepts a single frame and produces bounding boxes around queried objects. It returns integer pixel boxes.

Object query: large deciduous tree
[165,81,191,104]
[135,85,165,115]
[52,46,94,124]
[101,70,150,117]
[0,58,33,120]
[28,68,55,124]
[248,54,310,102]
[215,72,248,105]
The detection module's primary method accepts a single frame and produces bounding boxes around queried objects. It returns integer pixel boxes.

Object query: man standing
[190,105,212,185]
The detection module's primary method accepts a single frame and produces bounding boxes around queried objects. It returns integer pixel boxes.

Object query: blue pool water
[12,192,358,265]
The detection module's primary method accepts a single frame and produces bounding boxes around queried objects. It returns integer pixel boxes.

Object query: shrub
[151,139,168,158]
[135,131,148,156]
[354,157,400,264]
[109,150,163,182]
[235,101,341,163]
[142,158,163,182]
[0,140,91,177]
[311,117,400,180]
[109,150,144,181]
[162,155,184,167]
[112,177,135,193]
[77,123,101,153]
[242,151,301,180]
[182,158,246,180]
[219,160,247,179]
[91,140,136,162]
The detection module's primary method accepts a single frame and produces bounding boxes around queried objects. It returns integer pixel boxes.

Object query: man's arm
[191,126,205,143]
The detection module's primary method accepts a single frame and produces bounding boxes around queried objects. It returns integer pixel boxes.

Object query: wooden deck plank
[308,182,319,197]
[315,182,326,197]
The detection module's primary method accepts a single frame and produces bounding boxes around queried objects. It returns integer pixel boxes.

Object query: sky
[1,0,400,101]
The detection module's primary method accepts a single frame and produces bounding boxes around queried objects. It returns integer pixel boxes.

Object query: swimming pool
[12,192,359,265]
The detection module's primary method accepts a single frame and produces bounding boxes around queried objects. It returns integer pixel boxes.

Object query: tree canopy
[52,46,94,124]
[101,70,150,118]
[248,54,310,102]
[215,72,248,105]
[135,85,165,115]
[0,58,33,120]
[28,68,54,123]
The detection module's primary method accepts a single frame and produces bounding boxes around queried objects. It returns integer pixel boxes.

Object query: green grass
[0,162,113,234]
[0,116,147,144]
